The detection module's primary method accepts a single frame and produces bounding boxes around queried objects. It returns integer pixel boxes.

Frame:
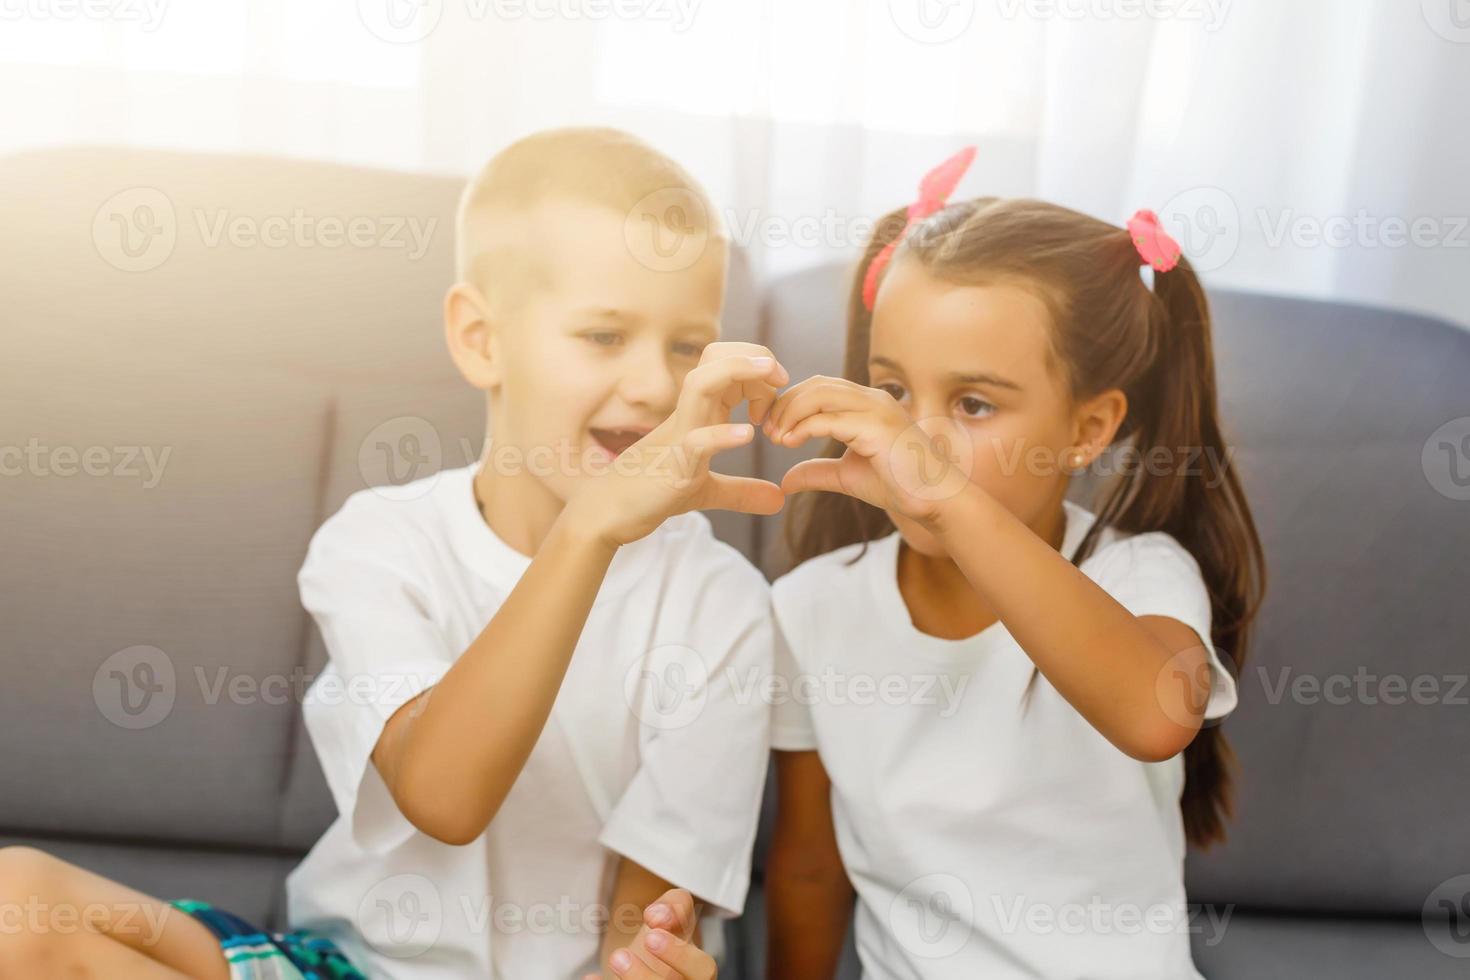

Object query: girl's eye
[585,331,622,347]
[672,340,706,359]
[877,383,906,401]
[957,394,996,418]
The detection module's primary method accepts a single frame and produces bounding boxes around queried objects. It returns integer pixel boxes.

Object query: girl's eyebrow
[869,354,1022,391]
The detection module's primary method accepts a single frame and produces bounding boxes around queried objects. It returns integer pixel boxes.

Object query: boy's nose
[618,349,681,412]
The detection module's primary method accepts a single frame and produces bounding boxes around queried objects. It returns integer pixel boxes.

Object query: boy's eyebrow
[569,306,644,324]
[868,355,1023,391]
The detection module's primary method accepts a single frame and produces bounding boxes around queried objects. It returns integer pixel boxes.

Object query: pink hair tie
[861,146,977,311]
[1127,209,1183,273]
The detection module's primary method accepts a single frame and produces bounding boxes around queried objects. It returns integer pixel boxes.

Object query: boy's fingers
[645,929,717,980]
[680,423,755,469]
[678,356,787,425]
[699,341,790,386]
[645,888,701,940]
[607,948,668,980]
[695,472,784,516]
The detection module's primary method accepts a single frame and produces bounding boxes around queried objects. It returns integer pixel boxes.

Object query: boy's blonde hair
[455,127,723,306]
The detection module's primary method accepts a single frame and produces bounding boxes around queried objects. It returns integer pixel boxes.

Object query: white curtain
[2,0,1466,326]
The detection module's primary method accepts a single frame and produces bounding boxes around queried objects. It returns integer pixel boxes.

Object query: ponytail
[1072,256,1267,847]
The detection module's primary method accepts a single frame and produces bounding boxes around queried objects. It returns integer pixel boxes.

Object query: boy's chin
[890,512,949,558]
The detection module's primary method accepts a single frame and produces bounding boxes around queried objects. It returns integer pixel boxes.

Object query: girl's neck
[895,502,1068,641]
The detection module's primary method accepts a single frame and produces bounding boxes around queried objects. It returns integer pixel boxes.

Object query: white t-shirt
[286,463,772,980]
[771,499,1237,980]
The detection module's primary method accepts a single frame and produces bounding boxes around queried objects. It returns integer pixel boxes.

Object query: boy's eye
[957,394,996,418]
[585,331,623,347]
[672,340,706,359]
[877,382,906,401]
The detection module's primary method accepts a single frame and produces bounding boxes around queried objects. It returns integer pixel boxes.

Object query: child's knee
[0,846,66,901]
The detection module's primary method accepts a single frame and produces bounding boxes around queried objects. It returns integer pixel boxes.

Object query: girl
[762,150,1266,979]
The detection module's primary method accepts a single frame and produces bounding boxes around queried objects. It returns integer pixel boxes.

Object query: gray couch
[3,148,1468,978]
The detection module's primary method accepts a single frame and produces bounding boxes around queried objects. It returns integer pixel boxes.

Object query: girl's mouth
[589,427,648,458]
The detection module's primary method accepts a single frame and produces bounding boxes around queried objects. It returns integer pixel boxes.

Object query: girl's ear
[444,282,501,391]
[1070,387,1128,468]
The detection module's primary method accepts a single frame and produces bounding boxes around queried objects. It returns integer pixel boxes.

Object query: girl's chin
[889,512,949,558]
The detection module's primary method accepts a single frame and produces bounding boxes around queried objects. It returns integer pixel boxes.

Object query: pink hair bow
[861,146,978,311]
[1127,209,1182,273]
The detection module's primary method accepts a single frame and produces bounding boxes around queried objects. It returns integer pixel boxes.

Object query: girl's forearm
[928,483,1202,760]
[388,505,618,844]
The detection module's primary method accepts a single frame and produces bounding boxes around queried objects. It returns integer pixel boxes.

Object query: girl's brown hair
[784,197,1267,848]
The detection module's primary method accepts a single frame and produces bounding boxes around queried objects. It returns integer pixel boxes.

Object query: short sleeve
[298,499,454,855]
[770,594,818,752]
[1099,532,1238,721]
[598,547,773,919]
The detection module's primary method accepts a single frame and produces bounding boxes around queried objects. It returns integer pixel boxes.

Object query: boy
[286,127,784,978]
[0,128,780,980]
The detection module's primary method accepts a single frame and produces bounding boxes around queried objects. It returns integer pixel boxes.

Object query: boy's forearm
[389,505,617,844]
[598,858,701,976]
[764,861,853,980]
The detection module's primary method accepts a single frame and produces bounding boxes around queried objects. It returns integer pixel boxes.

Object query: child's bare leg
[0,846,230,980]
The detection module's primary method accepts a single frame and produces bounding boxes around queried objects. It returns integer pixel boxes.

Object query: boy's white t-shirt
[771,499,1237,980]
[285,463,772,980]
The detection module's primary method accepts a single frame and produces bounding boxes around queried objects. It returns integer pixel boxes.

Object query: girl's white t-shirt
[771,499,1237,980]
[286,463,772,980]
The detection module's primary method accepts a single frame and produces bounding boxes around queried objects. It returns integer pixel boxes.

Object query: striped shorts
[168,899,368,980]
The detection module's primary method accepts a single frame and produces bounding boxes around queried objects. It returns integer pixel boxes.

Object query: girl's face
[868,255,1111,557]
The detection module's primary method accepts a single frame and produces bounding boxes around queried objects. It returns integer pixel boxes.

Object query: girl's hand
[583,889,716,980]
[563,343,790,550]
[763,375,972,527]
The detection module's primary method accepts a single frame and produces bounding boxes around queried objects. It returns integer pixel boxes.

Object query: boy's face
[481,199,728,504]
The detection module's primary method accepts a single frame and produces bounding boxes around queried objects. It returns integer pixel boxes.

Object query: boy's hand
[584,889,717,980]
[564,343,789,549]
[763,375,972,528]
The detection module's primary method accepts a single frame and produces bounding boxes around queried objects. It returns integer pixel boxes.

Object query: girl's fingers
[775,411,870,452]
[764,378,871,439]
[695,472,785,516]
[779,457,848,496]
[644,929,717,980]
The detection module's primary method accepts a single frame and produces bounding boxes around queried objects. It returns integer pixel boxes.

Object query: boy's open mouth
[589,427,648,458]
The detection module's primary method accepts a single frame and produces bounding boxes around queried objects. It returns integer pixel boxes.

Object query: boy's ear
[1071,387,1128,467]
[444,282,501,391]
